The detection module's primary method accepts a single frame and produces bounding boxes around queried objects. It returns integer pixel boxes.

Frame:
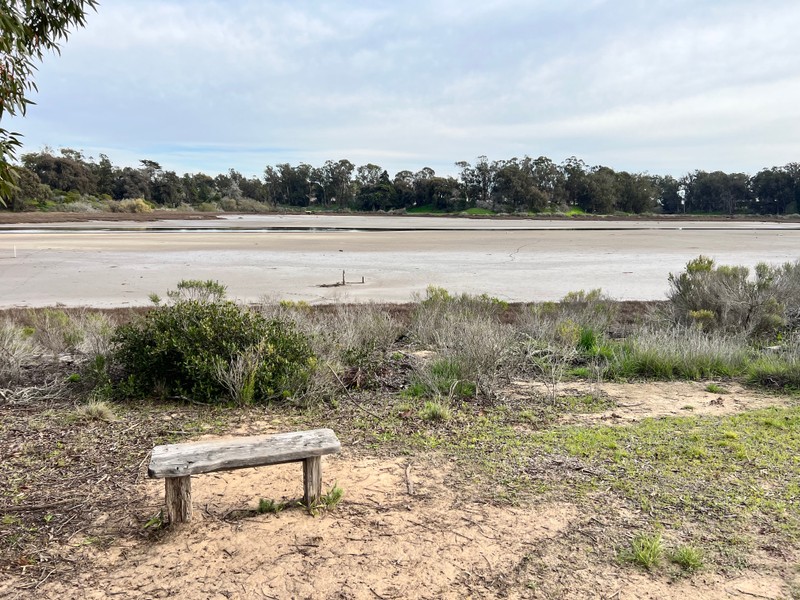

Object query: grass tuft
[669,545,704,572]
[258,498,284,514]
[419,400,452,421]
[620,532,664,570]
[75,400,116,422]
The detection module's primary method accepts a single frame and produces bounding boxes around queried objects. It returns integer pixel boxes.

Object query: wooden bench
[148,428,341,524]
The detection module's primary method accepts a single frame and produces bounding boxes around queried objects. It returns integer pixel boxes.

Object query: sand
[1,215,799,307]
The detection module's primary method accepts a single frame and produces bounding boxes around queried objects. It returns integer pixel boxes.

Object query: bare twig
[405,462,415,496]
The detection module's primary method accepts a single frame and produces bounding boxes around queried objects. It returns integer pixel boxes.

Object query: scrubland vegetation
[2,257,800,592]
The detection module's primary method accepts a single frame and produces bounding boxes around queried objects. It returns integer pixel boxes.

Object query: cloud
[10,0,800,178]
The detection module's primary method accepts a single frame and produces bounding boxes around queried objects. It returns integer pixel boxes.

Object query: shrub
[667,256,800,339]
[518,290,617,347]
[412,357,476,399]
[111,198,153,213]
[28,308,84,355]
[112,298,314,403]
[260,301,402,394]
[410,287,516,397]
[166,279,227,303]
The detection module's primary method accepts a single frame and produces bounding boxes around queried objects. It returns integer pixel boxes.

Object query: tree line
[6,149,800,216]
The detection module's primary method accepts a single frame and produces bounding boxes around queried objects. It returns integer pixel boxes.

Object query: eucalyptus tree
[0,0,98,205]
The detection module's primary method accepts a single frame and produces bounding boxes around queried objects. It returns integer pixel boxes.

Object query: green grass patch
[705,382,728,394]
[460,207,495,215]
[747,355,800,390]
[406,204,448,214]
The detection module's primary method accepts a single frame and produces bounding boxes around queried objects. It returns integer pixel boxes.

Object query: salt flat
[1,215,798,307]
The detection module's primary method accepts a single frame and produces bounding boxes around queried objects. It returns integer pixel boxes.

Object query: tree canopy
[0,0,97,205]
[6,147,800,217]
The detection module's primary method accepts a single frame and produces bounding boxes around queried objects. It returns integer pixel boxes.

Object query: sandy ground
[5,453,793,599]
[2,381,797,599]
[1,215,799,307]
[509,380,788,424]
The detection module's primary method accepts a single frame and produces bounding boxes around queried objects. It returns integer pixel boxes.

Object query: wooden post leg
[303,456,322,508]
[165,476,192,524]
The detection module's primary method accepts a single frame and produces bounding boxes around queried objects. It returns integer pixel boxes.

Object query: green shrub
[112,299,314,403]
[667,256,800,339]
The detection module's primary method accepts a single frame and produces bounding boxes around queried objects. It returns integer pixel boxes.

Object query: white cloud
[9,0,800,178]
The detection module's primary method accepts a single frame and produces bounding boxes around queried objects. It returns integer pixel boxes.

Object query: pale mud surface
[1,215,799,307]
[4,452,794,600]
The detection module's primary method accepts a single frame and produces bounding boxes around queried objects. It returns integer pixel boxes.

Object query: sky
[9,0,800,179]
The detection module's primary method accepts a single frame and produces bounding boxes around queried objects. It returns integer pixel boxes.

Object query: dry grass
[0,320,37,386]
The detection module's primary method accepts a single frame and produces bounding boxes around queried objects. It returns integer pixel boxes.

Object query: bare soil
[1,379,798,599]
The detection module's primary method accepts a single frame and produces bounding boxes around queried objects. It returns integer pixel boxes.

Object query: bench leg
[303,456,322,508]
[165,476,192,524]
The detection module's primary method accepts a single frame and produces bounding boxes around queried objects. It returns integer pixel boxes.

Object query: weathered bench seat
[148,428,341,524]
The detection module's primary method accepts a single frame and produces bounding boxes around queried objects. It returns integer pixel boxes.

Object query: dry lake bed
[1,214,799,307]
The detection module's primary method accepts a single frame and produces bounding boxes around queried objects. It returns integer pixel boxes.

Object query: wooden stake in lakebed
[319,270,366,288]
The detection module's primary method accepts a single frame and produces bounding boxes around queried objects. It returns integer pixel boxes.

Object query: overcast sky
[9,0,800,179]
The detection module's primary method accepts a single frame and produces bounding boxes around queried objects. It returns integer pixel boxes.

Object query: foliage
[166,279,227,303]
[410,287,515,398]
[112,292,314,404]
[109,198,152,213]
[74,400,115,422]
[6,146,800,215]
[319,483,344,510]
[746,355,800,390]
[0,1,98,205]
[419,400,452,421]
[666,256,800,339]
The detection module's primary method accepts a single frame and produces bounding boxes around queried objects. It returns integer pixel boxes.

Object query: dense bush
[112,298,314,404]
[667,256,800,339]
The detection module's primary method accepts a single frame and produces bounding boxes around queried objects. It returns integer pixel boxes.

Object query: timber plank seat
[148,428,341,524]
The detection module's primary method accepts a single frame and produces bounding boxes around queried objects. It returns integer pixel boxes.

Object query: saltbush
[112,299,314,403]
[667,256,800,339]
